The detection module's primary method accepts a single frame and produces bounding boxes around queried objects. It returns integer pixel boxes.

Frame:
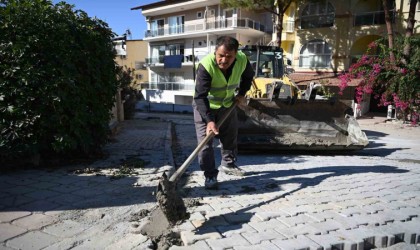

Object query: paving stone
[170,240,211,250]
[206,234,250,250]
[70,230,122,249]
[47,193,85,206]
[254,211,289,221]
[335,227,387,249]
[248,219,289,232]
[277,213,316,227]
[18,199,62,212]
[217,224,257,237]
[374,220,420,245]
[175,220,196,231]
[332,200,363,209]
[307,219,346,234]
[274,222,323,238]
[0,195,36,209]
[180,230,222,246]
[210,200,242,210]
[306,210,340,222]
[189,212,206,222]
[394,207,420,220]
[2,186,35,196]
[222,212,254,224]
[0,223,27,242]
[327,214,360,229]
[6,231,59,250]
[0,211,31,223]
[233,241,281,250]
[307,231,362,250]
[201,215,230,228]
[241,229,287,244]
[272,234,322,250]
[43,220,89,238]
[0,243,15,250]
[12,213,57,230]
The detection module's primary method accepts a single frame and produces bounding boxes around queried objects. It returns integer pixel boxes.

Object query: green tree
[0,0,118,166]
[221,0,292,48]
[116,66,138,120]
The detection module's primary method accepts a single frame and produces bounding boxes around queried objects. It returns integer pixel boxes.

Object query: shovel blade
[156,173,189,225]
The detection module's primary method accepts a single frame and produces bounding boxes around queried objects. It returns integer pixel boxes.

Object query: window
[136,74,143,80]
[299,40,332,68]
[150,45,165,63]
[300,1,335,29]
[150,19,164,36]
[167,44,185,56]
[168,15,184,34]
[197,11,203,19]
[208,9,215,17]
[169,72,185,90]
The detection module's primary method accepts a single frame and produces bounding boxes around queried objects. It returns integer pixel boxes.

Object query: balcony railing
[283,20,295,33]
[145,17,266,38]
[140,82,195,91]
[353,10,395,26]
[300,14,335,29]
[145,56,165,64]
[146,54,202,66]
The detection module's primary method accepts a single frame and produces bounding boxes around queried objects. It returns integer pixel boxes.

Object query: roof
[131,0,189,11]
[289,72,362,87]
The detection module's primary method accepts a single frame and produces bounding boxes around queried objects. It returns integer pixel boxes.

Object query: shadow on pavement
[356,130,410,157]
[0,169,159,212]
[190,164,409,235]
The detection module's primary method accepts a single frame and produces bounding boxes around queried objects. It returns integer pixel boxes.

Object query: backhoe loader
[237,45,369,151]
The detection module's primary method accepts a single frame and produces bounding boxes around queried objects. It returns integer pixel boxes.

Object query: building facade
[114,39,149,90]
[132,0,419,108]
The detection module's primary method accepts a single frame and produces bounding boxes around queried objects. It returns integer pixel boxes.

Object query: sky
[52,0,160,40]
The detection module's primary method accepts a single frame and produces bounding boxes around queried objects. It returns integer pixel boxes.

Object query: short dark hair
[215,36,239,52]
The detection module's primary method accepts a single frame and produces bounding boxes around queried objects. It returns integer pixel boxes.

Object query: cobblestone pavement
[168,114,420,250]
[0,118,174,250]
[0,112,419,250]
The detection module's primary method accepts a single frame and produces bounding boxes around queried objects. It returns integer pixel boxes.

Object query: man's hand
[206,121,219,136]
[235,95,247,107]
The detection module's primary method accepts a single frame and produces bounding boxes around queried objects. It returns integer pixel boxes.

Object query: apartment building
[132,0,272,104]
[132,0,419,109]
[114,39,149,90]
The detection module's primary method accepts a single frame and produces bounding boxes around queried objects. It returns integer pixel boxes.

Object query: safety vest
[199,51,247,109]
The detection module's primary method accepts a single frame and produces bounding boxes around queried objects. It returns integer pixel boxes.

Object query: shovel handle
[168,102,238,183]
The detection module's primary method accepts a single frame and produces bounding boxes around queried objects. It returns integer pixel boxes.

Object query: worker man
[193,36,255,189]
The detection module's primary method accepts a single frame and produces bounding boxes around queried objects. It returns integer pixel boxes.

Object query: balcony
[283,20,295,33]
[145,54,201,66]
[353,10,395,26]
[144,17,267,38]
[140,82,195,91]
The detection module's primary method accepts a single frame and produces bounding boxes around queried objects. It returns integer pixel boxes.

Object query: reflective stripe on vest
[199,51,248,109]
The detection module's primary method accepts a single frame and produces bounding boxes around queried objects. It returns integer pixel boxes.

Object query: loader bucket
[237,98,369,151]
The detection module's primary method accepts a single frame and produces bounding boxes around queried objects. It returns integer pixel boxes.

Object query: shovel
[156,102,238,225]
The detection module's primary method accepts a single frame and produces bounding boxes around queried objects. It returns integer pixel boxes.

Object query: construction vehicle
[237,45,369,151]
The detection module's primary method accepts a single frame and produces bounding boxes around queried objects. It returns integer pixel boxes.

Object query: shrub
[0,0,119,166]
[339,35,420,124]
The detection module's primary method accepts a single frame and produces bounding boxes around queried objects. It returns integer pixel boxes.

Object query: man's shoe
[220,164,245,176]
[205,177,218,190]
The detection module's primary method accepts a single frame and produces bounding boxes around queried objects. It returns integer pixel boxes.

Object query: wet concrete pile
[156,173,189,224]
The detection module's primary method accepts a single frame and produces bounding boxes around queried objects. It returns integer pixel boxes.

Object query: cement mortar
[156,174,189,225]
[140,207,180,250]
